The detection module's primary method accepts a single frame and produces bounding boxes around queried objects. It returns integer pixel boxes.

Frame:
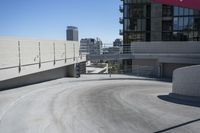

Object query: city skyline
[0,0,121,43]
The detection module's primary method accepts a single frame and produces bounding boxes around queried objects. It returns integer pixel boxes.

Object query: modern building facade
[120,0,200,78]
[66,26,79,41]
[80,38,103,55]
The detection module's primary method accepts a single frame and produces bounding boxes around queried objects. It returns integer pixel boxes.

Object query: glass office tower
[119,0,200,77]
[120,0,200,44]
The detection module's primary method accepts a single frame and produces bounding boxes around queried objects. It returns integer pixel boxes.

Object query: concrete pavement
[0,74,199,133]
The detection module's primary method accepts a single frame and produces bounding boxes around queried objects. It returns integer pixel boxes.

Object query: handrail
[0,56,84,71]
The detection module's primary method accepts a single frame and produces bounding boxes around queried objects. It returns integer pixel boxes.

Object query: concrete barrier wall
[172,65,200,97]
[0,37,86,81]
[0,64,75,90]
[131,41,200,54]
[0,37,79,68]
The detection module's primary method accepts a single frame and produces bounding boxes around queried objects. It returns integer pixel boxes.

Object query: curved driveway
[0,75,199,133]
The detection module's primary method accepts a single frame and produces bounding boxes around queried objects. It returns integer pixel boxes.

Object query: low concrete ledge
[172,65,200,97]
[0,64,75,91]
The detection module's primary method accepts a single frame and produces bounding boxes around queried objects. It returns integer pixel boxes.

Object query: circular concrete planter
[172,65,200,97]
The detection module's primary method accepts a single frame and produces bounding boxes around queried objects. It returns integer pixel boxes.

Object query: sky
[0,0,122,43]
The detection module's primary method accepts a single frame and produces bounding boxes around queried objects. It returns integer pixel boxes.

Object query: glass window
[189,9,194,15]
[141,19,146,31]
[179,17,184,30]
[194,17,200,31]
[162,32,172,41]
[174,7,179,16]
[188,17,194,30]
[163,20,172,31]
[124,19,130,30]
[183,17,189,30]
[173,17,179,30]
[163,5,172,17]
[179,8,184,16]
[124,5,128,18]
[184,8,189,16]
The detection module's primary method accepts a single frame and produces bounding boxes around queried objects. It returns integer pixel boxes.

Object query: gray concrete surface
[0,74,200,133]
[173,65,200,97]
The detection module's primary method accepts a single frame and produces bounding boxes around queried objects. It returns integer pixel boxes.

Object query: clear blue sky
[0,0,122,43]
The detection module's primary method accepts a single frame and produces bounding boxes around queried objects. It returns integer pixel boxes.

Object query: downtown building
[66,26,79,41]
[80,38,103,56]
[120,0,200,78]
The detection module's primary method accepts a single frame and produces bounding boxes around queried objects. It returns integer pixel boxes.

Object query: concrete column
[79,62,86,74]
[66,64,76,77]
[151,4,162,41]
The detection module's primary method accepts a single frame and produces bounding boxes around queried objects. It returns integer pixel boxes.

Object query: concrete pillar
[79,62,86,74]
[0,65,75,90]
[66,64,76,77]
[151,4,162,41]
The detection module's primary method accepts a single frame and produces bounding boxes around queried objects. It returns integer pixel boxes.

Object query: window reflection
[123,1,200,43]
[163,6,200,41]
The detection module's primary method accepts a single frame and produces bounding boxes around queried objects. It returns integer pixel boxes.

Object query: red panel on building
[152,0,200,10]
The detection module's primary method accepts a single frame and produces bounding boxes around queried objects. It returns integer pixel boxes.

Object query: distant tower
[66,26,79,41]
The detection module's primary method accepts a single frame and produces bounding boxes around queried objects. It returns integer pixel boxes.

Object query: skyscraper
[66,26,79,41]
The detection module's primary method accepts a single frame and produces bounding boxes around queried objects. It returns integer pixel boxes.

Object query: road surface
[0,75,199,133]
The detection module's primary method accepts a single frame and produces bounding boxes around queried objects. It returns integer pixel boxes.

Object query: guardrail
[85,42,200,61]
[84,45,132,61]
[0,37,85,73]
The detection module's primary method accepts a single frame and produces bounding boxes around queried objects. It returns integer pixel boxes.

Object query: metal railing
[84,45,133,61]
[0,39,85,73]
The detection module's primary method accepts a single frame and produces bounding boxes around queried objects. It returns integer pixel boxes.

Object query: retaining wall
[172,65,200,97]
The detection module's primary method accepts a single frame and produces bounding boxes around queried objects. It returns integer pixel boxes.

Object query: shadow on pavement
[154,118,200,133]
[158,95,200,107]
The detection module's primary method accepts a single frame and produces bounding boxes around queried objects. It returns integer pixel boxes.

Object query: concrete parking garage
[0,74,199,133]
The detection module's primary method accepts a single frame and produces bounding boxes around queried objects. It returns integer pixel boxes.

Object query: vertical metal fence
[0,38,83,73]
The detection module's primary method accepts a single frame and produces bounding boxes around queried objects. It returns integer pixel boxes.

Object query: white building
[80,38,103,55]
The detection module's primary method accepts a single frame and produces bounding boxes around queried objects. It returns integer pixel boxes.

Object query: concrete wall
[129,41,200,78]
[132,59,158,77]
[0,37,80,68]
[172,65,200,97]
[0,37,86,81]
[79,62,86,74]
[161,63,194,79]
[131,41,200,54]
[151,4,162,41]
[0,64,75,90]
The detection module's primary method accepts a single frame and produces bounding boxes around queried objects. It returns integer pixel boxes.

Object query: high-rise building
[119,0,200,78]
[66,26,79,41]
[120,0,200,43]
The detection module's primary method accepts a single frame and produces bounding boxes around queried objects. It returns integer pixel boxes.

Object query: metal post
[65,43,67,63]
[73,43,75,61]
[38,42,41,68]
[108,61,112,78]
[80,51,82,60]
[18,41,21,73]
[53,42,56,65]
